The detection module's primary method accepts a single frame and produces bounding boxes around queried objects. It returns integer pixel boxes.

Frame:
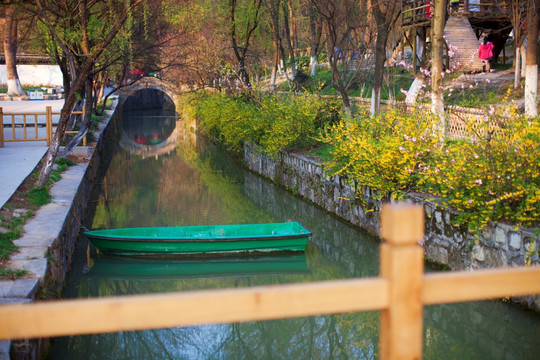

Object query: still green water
[48,109,540,359]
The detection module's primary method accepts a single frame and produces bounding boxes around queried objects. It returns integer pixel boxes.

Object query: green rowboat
[84,222,311,255]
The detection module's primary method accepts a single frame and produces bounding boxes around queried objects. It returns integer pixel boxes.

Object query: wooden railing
[1,204,539,359]
[0,106,85,148]
[402,0,510,27]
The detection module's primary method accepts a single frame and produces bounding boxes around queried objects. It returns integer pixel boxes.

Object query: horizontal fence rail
[0,278,390,340]
[0,106,85,147]
[1,205,539,359]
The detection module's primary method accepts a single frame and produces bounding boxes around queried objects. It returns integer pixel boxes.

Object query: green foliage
[193,92,335,156]
[27,186,51,206]
[0,233,19,261]
[0,268,28,280]
[289,67,414,101]
[0,210,34,261]
[56,157,77,168]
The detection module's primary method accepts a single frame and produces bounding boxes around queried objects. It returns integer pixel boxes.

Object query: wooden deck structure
[0,204,539,359]
[401,0,512,72]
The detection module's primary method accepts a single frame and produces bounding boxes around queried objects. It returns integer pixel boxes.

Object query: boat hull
[84,222,311,255]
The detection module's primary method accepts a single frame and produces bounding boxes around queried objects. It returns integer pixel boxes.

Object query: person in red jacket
[478,38,494,72]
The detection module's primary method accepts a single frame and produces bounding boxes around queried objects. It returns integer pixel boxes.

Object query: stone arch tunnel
[118,77,183,159]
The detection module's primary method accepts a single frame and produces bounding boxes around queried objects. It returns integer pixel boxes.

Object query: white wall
[0,65,63,87]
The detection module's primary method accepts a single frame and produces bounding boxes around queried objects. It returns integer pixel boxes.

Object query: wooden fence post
[0,107,4,148]
[379,203,425,360]
[46,106,52,146]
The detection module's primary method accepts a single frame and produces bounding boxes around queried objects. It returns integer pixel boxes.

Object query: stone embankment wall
[45,108,121,290]
[244,144,540,310]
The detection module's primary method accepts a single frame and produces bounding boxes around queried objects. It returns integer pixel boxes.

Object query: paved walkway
[0,100,64,209]
[0,99,112,360]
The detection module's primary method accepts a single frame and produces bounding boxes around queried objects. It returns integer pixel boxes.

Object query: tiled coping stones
[0,102,120,360]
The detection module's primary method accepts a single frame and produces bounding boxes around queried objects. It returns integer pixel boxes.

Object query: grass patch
[306,144,334,162]
[26,186,51,206]
[0,235,19,261]
[0,268,29,280]
[0,157,76,270]
[288,67,414,101]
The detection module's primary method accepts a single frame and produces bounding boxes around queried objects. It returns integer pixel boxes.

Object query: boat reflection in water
[85,253,309,281]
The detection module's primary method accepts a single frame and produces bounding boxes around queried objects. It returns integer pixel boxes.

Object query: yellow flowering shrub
[322,106,539,234]
[420,115,540,233]
[320,108,441,199]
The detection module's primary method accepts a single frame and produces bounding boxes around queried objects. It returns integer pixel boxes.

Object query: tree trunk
[238,58,251,88]
[282,0,296,80]
[406,77,424,105]
[371,24,388,116]
[268,0,283,88]
[520,43,527,77]
[310,55,318,77]
[36,91,79,187]
[271,38,279,88]
[3,3,25,97]
[308,3,322,77]
[514,44,521,89]
[371,1,398,116]
[229,0,262,90]
[524,0,539,117]
[60,79,93,157]
[431,0,446,134]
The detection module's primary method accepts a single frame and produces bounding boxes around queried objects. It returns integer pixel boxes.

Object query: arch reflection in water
[121,88,179,159]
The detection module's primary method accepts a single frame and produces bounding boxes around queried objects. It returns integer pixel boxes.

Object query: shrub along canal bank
[243,143,540,311]
[0,102,120,360]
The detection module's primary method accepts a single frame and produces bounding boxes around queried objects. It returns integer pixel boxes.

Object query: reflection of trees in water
[57,327,195,360]
[92,134,273,231]
[213,314,379,360]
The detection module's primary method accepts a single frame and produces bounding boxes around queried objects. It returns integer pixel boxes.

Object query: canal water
[48,104,540,359]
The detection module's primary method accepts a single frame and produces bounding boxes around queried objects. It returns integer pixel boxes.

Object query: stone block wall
[244,144,540,310]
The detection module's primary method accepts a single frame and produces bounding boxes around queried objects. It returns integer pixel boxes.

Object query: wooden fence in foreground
[0,106,85,148]
[1,204,539,359]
